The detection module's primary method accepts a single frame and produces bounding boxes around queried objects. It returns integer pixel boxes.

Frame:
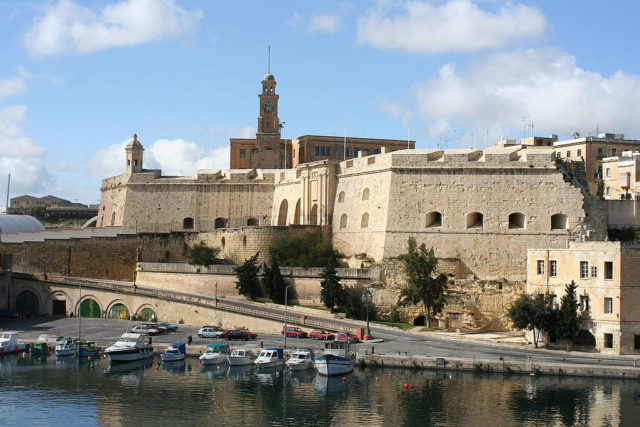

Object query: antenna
[268,45,271,74]
[408,89,412,149]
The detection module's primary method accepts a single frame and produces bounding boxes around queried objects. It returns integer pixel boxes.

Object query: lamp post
[283,283,297,348]
[362,288,372,338]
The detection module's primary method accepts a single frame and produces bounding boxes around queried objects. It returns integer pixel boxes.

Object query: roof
[262,73,275,81]
[0,215,45,233]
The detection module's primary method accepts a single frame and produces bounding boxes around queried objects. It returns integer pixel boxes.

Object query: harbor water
[1,353,640,426]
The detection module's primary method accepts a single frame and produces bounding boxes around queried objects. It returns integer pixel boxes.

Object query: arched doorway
[16,290,39,316]
[413,315,426,326]
[310,204,318,225]
[293,199,301,225]
[277,200,288,226]
[138,307,157,321]
[108,303,129,319]
[80,299,101,318]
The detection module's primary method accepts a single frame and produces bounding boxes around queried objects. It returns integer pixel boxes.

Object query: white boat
[254,348,284,369]
[199,344,230,365]
[285,349,315,371]
[160,343,186,362]
[314,340,355,376]
[0,331,28,354]
[105,333,153,362]
[227,348,257,366]
[55,337,77,357]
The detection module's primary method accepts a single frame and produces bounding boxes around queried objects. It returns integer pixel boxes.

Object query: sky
[1,0,639,206]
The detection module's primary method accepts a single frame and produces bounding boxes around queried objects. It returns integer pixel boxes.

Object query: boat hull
[314,355,355,376]
[55,348,77,357]
[78,348,100,357]
[254,359,284,369]
[107,348,153,362]
[286,359,314,371]
[199,354,226,365]
[161,353,186,362]
[227,356,254,366]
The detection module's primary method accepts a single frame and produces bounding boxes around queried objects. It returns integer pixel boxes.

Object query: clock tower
[252,72,283,169]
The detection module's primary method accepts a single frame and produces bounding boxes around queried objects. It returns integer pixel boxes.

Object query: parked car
[281,327,308,338]
[145,323,167,333]
[156,321,178,332]
[334,332,359,343]
[132,324,161,335]
[237,327,257,339]
[198,327,226,338]
[224,329,250,341]
[309,330,334,340]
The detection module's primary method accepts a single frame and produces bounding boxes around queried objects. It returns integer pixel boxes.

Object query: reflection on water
[1,355,640,426]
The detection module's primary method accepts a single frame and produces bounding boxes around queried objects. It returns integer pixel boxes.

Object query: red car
[238,327,257,339]
[309,330,334,340]
[281,327,308,338]
[334,332,359,343]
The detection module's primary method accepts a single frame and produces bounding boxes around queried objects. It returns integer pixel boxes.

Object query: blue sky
[1,0,639,205]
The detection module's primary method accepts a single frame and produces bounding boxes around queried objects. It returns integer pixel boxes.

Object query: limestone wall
[97,174,128,227]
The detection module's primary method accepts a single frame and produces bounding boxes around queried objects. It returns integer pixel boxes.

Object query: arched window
[508,212,525,229]
[362,188,370,201]
[361,212,369,228]
[310,204,318,225]
[338,191,345,203]
[277,200,288,226]
[426,211,442,228]
[214,218,228,229]
[339,214,347,229]
[551,213,568,230]
[183,217,194,230]
[247,218,259,226]
[466,212,483,229]
[293,199,301,224]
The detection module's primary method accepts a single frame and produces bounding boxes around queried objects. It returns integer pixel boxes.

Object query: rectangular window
[605,262,613,279]
[604,333,613,348]
[606,187,611,197]
[326,147,330,156]
[612,148,617,156]
[577,149,582,157]
[606,168,611,178]
[239,149,246,159]
[537,260,545,275]
[635,335,640,350]
[604,297,613,314]
[598,147,604,156]
[580,295,590,311]
[597,165,603,178]
[580,261,589,279]
[567,150,571,158]
[373,149,379,154]
[354,148,359,157]
[550,260,557,277]
[315,146,319,156]
[590,266,597,278]
[345,148,349,157]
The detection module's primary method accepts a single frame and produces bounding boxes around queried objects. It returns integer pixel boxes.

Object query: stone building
[601,151,640,200]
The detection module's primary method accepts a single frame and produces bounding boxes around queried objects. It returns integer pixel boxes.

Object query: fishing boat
[55,337,78,357]
[254,348,284,369]
[29,342,50,356]
[314,340,355,376]
[161,343,186,362]
[78,341,101,357]
[0,331,28,354]
[105,333,153,362]
[199,343,229,365]
[227,348,257,366]
[285,349,315,371]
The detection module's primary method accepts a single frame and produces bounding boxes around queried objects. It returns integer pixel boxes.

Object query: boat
[29,342,50,356]
[105,333,153,362]
[55,337,78,357]
[314,340,355,376]
[0,331,28,354]
[161,343,186,362]
[285,349,315,371]
[78,341,101,357]
[227,348,257,366]
[254,348,284,369]
[199,343,229,365]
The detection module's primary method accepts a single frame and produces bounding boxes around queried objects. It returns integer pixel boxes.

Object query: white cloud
[0,105,46,157]
[287,11,304,28]
[308,13,342,33]
[23,0,203,57]
[87,138,129,178]
[0,76,28,98]
[390,49,640,140]
[1,157,54,196]
[357,0,546,54]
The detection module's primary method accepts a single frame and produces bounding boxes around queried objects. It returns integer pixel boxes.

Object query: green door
[80,299,101,318]
[109,303,129,319]
[138,308,157,322]
[16,291,39,317]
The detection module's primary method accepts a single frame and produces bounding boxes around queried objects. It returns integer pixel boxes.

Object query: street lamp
[362,288,373,338]
[283,283,297,348]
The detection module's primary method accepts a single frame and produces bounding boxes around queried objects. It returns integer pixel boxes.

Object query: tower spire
[268,45,271,74]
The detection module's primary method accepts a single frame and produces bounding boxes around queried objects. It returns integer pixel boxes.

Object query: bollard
[261,341,263,348]
[372,346,374,354]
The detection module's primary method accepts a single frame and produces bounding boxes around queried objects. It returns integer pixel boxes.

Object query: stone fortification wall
[602,200,640,229]
[97,173,129,227]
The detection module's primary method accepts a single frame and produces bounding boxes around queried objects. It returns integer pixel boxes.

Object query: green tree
[27,206,47,219]
[187,241,220,266]
[398,237,449,328]
[261,257,287,304]
[234,252,262,300]
[343,288,377,321]
[269,232,346,268]
[557,281,581,350]
[508,293,556,348]
[320,258,347,312]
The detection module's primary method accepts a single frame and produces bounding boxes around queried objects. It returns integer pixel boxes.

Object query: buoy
[88,356,92,361]
[15,347,18,353]
[438,381,443,385]
[342,377,347,382]
[283,370,287,374]
[156,365,159,370]
[404,384,409,390]
[90,365,94,369]
[388,373,391,376]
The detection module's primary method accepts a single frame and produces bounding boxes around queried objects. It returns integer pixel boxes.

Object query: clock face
[263,101,274,112]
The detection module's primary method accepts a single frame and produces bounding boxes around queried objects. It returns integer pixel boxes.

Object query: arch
[277,200,288,226]
[293,199,301,225]
[136,306,157,322]
[576,329,596,347]
[107,302,130,319]
[183,217,194,230]
[508,212,526,229]
[338,191,345,203]
[339,213,347,229]
[426,211,442,228]
[362,188,370,201]
[79,298,101,318]
[247,218,259,226]
[310,204,318,225]
[16,290,40,317]
[466,212,483,229]
[361,212,369,228]
[214,217,228,229]
[413,315,426,326]
[45,290,71,316]
[551,213,568,230]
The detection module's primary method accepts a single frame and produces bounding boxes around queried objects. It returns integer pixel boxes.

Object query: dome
[0,215,45,233]
[262,73,275,82]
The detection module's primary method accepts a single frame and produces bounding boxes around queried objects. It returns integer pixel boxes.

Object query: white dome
[0,215,45,233]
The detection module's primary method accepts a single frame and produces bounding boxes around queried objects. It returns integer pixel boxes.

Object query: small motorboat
[286,349,315,371]
[199,343,229,365]
[105,333,153,363]
[0,331,28,354]
[314,339,355,376]
[78,341,101,357]
[161,343,187,362]
[29,342,50,356]
[254,348,284,369]
[55,337,78,357]
[227,348,257,366]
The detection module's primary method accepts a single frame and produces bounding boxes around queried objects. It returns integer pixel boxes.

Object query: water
[1,353,640,426]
